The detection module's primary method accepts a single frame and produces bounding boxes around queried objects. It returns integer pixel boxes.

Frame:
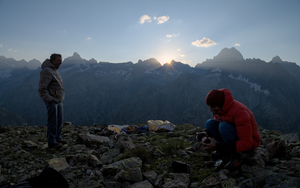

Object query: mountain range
[1,47,300,133]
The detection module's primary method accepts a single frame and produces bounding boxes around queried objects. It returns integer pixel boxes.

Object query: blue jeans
[44,101,63,144]
[206,119,253,158]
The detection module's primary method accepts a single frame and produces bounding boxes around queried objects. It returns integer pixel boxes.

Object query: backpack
[0,167,69,188]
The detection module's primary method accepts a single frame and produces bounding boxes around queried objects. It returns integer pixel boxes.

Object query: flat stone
[48,157,70,171]
[77,133,111,146]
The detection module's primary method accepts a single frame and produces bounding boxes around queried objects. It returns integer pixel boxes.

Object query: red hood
[218,89,234,115]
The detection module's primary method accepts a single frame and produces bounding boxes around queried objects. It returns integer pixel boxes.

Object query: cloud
[191,37,217,47]
[235,43,241,46]
[0,44,2,47]
[166,33,180,38]
[87,37,92,40]
[180,54,186,57]
[8,48,17,52]
[157,15,169,24]
[139,15,151,24]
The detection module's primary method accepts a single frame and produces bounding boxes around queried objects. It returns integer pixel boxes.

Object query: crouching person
[198,88,261,171]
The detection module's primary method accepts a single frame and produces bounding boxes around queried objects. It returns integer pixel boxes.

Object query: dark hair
[50,53,62,62]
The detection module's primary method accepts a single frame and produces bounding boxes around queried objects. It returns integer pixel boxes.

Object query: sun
[158,53,175,64]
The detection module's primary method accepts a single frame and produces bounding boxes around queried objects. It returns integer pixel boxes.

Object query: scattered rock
[142,170,158,184]
[130,180,154,188]
[279,132,300,143]
[1,123,300,188]
[202,175,220,187]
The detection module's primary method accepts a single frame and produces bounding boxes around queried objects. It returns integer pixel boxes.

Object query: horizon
[0,47,294,68]
[1,0,300,67]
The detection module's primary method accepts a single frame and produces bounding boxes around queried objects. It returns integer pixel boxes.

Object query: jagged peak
[270,55,283,63]
[166,60,191,67]
[164,59,178,65]
[137,58,161,68]
[28,59,40,62]
[88,58,97,64]
[72,52,82,59]
[214,47,244,61]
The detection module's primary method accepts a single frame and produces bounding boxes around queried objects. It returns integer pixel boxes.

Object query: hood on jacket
[218,88,234,115]
[41,59,57,70]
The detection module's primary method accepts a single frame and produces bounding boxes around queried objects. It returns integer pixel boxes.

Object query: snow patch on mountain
[4,62,16,67]
[229,74,270,95]
[61,64,91,73]
[211,68,221,73]
[205,68,221,77]
[167,71,176,75]
[77,64,91,72]
[115,70,128,76]
[125,73,131,80]
[0,69,13,78]
[146,70,161,75]
[96,70,129,76]
[93,64,104,68]
[206,73,221,77]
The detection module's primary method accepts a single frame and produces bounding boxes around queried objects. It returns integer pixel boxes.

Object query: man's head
[50,53,62,68]
[206,89,225,113]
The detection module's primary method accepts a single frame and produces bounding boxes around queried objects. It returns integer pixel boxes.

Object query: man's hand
[202,137,216,150]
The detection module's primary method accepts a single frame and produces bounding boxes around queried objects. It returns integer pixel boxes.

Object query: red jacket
[214,89,261,153]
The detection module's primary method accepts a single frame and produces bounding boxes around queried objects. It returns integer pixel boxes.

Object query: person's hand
[202,137,216,151]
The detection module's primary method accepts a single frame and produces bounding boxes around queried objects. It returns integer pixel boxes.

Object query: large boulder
[77,133,111,146]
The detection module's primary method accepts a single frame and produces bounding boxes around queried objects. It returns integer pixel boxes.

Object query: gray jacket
[38,59,65,103]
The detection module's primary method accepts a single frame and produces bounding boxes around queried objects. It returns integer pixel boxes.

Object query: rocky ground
[1,122,300,188]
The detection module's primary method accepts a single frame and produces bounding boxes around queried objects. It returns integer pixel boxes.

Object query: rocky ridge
[1,122,300,188]
[1,48,300,134]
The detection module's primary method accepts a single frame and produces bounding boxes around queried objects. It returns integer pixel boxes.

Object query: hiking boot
[57,140,67,145]
[211,151,222,160]
[224,157,243,172]
[48,142,62,149]
[212,152,231,169]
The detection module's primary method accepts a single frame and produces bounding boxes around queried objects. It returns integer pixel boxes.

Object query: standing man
[198,88,261,171]
[38,53,67,148]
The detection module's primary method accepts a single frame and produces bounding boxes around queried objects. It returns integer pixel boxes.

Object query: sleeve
[234,110,253,153]
[38,69,53,103]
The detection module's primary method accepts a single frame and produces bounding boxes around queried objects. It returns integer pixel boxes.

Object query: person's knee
[218,122,228,133]
[219,122,237,142]
[205,119,215,129]
[218,122,236,137]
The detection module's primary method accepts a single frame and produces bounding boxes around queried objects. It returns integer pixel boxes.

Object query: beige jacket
[38,59,65,103]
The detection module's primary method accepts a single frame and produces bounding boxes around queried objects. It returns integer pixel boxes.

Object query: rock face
[1,123,300,188]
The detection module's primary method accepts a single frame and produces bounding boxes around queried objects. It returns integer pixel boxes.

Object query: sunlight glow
[157,54,174,64]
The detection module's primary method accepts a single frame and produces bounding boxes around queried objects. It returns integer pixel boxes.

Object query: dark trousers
[206,119,253,159]
[44,101,63,144]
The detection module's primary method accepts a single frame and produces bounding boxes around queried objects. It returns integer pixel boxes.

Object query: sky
[0,0,299,67]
